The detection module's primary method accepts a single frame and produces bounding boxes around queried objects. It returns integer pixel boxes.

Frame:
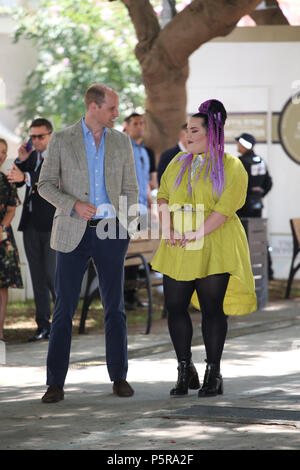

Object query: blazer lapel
[104,127,114,178]
[29,150,38,172]
[70,120,88,171]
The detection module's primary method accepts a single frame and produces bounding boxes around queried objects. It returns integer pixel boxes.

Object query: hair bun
[198,99,227,125]
[208,100,227,125]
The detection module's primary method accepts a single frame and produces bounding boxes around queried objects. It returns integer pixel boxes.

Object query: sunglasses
[30,132,52,140]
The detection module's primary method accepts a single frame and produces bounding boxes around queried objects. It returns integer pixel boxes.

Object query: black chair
[285,218,300,299]
[78,259,99,335]
[78,255,153,335]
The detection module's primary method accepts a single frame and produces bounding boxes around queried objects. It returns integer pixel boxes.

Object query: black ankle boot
[170,361,201,396]
[198,363,223,397]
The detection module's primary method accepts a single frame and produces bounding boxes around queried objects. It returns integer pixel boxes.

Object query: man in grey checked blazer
[38,84,139,403]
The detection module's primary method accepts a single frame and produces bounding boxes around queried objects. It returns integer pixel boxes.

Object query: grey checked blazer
[38,120,139,252]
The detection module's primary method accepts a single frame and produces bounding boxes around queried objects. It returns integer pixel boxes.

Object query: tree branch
[155,0,262,68]
[250,0,289,25]
[109,0,161,60]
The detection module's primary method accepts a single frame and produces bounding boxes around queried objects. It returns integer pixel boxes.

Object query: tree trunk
[143,62,190,159]
[110,0,262,161]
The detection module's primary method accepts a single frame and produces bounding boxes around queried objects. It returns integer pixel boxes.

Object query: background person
[123,113,158,191]
[235,133,273,218]
[7,118,56,342]
[123,112,153,310]
[0,138,23,341]
[151,99,257,398]
[235,133,273,279]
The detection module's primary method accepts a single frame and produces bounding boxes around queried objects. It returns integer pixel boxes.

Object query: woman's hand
[163,227,184,247]
[178,212,228,248]
[178,229,202,248]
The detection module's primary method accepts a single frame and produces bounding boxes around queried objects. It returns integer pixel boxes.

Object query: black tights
[163,273,230,367]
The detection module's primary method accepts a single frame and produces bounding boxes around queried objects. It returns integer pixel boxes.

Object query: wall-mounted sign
[278,97,300,165]
[225,113,267,143]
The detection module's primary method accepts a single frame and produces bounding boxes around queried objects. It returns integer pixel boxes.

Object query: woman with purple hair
[151,99,257,397]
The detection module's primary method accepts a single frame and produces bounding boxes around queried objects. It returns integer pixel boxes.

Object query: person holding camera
[7,118,56,342]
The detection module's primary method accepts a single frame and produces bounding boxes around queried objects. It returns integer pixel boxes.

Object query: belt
[87,218,103,227]
[87,218,118,227]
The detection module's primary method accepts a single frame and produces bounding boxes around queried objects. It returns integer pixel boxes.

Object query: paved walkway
[0,298,300,451]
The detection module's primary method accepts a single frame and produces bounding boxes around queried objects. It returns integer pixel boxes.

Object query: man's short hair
[30,118,53,132]
[124,112,143,124]
[84,84,114,109]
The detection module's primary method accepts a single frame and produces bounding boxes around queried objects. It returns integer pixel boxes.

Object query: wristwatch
[0,224,7,231]
[23,172,28,183]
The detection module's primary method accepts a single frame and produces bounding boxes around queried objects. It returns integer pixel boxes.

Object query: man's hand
[18,143,31,162]
[6,163,25,183]
[73,201,97,220]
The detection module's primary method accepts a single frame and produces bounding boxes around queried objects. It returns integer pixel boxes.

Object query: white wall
[187,26,300,279]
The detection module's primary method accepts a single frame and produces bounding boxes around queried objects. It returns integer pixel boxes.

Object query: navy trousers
[46,225,130,388]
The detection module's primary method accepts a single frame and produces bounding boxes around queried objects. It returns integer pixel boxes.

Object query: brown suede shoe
[113,379,134,397]
[41,385,64,403]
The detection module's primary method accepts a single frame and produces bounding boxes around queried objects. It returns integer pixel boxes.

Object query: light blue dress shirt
[81,117,115,219]
[130,138,150,213]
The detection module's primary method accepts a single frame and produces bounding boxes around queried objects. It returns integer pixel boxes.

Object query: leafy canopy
[12,0,145,132]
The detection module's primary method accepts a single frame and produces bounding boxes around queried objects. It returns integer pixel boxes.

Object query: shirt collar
[130,137,144,148]
[81,117,106,138]
[178,141,187,152]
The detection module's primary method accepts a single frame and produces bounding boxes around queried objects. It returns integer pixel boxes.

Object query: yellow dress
[151,152,257,316]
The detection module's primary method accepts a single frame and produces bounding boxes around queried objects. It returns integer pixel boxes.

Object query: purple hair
[173,99,226,197]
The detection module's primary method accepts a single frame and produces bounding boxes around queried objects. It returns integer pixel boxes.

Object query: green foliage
[12,0,145,132]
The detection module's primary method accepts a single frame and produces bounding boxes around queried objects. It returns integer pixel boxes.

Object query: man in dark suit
[7,118,56,341]
[235,133,273,218]
[157,123,187,185]
[235,132,274,279]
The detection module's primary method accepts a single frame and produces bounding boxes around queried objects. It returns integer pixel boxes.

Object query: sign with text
[278,97,300,165]
[225,113,268,144]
